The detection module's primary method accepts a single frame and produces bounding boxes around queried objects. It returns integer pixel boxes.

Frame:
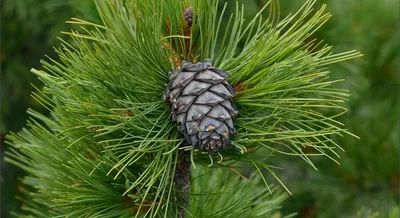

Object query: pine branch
[5,0,362,217]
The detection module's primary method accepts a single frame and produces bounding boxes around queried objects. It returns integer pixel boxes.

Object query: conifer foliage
[6,0,361,217]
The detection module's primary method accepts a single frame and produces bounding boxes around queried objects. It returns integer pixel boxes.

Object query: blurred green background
[1,0,399,217]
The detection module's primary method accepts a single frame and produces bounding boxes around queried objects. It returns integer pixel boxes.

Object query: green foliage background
[1,0,398,217]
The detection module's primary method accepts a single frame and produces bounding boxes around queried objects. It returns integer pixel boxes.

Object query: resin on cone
[164,60,238,153]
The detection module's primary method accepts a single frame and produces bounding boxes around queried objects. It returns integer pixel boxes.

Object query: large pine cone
[164,60,238,153]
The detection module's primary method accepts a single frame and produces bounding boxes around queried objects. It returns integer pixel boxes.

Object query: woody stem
[174,150,191,217]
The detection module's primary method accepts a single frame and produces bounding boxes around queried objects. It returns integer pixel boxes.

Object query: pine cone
[164,60,238,153]
[184,7,193,28]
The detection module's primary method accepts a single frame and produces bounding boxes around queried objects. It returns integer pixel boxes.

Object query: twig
[174,150,191,217]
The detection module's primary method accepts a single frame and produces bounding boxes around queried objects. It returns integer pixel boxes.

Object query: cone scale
[164,60,238,153]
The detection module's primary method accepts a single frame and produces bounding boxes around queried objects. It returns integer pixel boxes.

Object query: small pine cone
[184,7,193,28]
[164,60,238,153]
